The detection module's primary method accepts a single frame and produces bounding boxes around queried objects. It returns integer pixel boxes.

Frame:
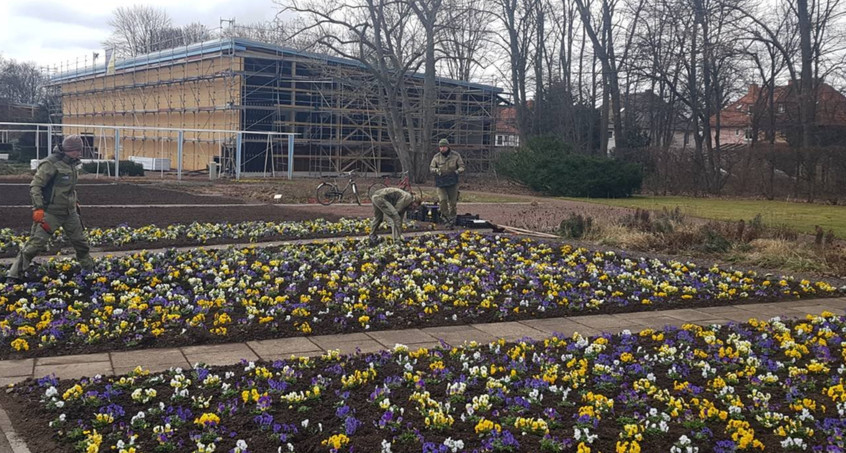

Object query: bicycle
[316,171,362,205]
[367,170,412,199]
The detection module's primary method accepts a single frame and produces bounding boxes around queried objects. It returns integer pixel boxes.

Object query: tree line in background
[2,0,845,199]
[280,0,846,199]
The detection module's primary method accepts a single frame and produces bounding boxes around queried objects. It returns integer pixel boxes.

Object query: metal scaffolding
[45,37,504,176]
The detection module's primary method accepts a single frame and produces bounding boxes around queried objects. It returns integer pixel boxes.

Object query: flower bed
[0,232,840,359]
[0,218,426,256]
[4,313,846,452]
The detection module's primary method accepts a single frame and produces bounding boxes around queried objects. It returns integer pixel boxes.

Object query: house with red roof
[712,81,846,146]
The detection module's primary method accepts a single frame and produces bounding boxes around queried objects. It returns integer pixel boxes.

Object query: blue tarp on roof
[50,37,502,93]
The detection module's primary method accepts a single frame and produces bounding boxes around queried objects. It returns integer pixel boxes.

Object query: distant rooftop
[49,37,502,93]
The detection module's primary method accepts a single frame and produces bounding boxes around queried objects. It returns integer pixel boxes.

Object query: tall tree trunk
[533,8,545,137]
[574,0,627,154]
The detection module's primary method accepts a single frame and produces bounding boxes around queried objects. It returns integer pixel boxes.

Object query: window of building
[495,135,520,147]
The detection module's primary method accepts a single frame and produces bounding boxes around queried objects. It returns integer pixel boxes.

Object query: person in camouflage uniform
[368,187,421,244]
[429,138,465,228]
[6,135,94,281]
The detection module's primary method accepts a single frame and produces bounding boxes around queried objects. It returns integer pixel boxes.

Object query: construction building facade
[50,38,505,175]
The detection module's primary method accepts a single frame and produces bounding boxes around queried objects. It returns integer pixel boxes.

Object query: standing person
[5,135,94,281]
[429,138,465,228]
[369,187,421,244]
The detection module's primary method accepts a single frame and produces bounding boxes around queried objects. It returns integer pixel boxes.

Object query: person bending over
[369,187,422,244]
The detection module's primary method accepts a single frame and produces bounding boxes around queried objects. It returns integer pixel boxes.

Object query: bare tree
[723,0,845,199]
[219,18,321,51]
[0,57,47,104]
[104,5,174,57]
[181,22,214,45]
[104,6,215,57]
[277,0,440,181]
[630,0,748,193]
[490,0,541,143]
[439,0,493,81]
[573,0,644,155]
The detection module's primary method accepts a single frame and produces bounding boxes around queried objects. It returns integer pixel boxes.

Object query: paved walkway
[1,297,843,385]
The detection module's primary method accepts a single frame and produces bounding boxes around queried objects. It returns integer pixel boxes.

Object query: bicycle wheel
[367,182,387,199]
[316,183,339,205]
[351,183,362,205]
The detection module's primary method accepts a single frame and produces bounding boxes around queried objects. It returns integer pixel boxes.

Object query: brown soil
[3,179,842,284]
[1,181,248,206]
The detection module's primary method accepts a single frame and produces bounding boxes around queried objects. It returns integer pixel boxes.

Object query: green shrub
[81,160,145,176]
[559,213,594,238]
[696,223,733,253]
[495,136,642,197]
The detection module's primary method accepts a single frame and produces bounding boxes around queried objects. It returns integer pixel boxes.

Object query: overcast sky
[0,0,278,69]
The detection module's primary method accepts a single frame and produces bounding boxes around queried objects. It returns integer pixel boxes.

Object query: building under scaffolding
[49,38,505,175]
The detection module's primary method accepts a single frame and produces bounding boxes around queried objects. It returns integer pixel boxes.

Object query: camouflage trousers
[369,194,405,242]
[436,185,459,225]
[8,210,94,279]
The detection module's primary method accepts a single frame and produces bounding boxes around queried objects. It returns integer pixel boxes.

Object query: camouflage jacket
[372,187,415,215]
[30,152,79,214]
[429,149,465,187]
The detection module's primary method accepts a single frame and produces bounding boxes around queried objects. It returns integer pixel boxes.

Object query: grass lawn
[565,195,846,237]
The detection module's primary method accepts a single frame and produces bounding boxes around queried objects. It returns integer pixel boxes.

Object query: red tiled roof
[712,82,846,128]
[495,106,520,135]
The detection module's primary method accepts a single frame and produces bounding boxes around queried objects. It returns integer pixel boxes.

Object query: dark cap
[62,135,84,152]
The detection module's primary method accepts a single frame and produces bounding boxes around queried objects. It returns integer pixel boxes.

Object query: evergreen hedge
[495,136,642,198]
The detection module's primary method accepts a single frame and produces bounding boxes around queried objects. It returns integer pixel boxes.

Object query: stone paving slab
[0,360,33,379]
[659,309,724,322]
[0,377,29,387]
[247,337,322,360]
[367,329,437,347]
[788,303,846,315]
[0,398,28,453]
[420,326,497,346]
[327,339,385,356]
[696,306,756,323]
[612,314,680,330]
[33,361,113,381]
[829,298,846,307]
[36,353,110,366]
[692,318,734,326]
[573,314,648,331]
[403,341,444,351]
[181,343,258,367]
[309,333,372,351]
[257,350,326,362]
[732,306,806,320]
[111,348,189,375]
[470,322,548,342]
[519,317,601,337]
